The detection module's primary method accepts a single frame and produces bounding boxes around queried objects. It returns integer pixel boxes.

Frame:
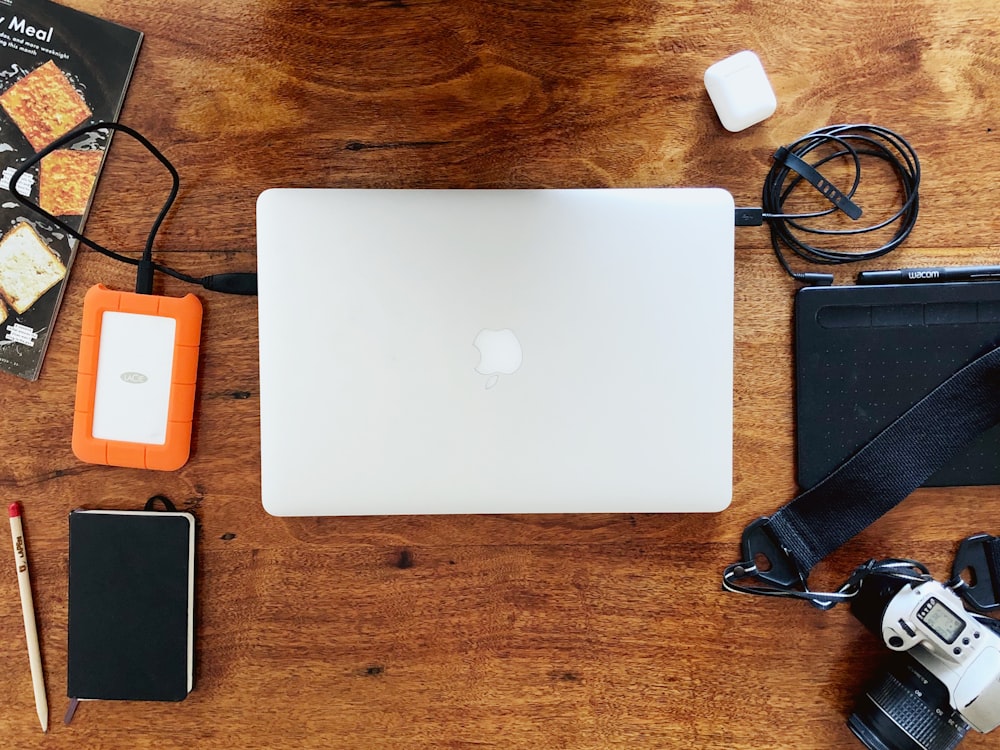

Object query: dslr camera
[849,570,1000,750]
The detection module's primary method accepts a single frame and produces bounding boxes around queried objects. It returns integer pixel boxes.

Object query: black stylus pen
[857,266,1000,284]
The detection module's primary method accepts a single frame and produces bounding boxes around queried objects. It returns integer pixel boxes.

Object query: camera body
[850,573,1000,750]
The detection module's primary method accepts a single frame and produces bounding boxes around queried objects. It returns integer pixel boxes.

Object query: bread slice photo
[0,221,67,314]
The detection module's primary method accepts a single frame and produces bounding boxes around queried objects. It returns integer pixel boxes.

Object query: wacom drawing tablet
[795,281,1000,490]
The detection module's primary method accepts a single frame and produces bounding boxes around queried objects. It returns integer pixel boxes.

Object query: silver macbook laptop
[256,188,734,516]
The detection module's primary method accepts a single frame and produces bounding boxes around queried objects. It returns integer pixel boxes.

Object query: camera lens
[848,655,968,750]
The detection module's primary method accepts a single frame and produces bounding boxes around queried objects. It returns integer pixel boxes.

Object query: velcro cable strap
[773,145,863,220]
[742,342,1000,589]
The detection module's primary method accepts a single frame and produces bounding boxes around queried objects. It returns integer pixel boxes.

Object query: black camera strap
[728,341,1000,607]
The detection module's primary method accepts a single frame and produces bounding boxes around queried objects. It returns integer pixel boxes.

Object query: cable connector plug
[735,207,764,227]
[135,258,155,295]
[795,272,834,286]
[200,272,258,295]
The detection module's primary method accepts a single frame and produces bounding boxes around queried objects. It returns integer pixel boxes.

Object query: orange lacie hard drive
[72,284,203,471]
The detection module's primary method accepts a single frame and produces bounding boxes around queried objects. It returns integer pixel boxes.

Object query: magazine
[0,0,141,380]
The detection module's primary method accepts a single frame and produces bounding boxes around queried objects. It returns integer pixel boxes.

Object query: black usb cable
[8,121,257,296]
[736,124,921,285]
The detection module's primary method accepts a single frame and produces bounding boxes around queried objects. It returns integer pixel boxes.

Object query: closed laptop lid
[256,188,734,516]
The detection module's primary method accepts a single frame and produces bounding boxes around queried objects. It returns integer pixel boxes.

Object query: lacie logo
[120,372,148,384]
[908,270,939,280]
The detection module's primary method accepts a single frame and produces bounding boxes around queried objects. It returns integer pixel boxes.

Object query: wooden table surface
[2,1,999,748]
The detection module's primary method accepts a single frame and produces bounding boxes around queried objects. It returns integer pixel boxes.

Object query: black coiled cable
[762,124,920,284]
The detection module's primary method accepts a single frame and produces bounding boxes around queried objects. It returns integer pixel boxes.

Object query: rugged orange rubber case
[72,284,203,471]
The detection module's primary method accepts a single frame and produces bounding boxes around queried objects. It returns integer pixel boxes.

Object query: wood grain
[1,1,999,748]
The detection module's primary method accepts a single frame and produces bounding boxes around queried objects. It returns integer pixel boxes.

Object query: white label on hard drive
[92,311,176,445]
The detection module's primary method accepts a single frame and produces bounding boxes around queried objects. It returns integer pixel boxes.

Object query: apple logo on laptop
[473,328,522,389]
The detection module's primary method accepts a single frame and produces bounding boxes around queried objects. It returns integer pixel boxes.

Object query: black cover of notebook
[67,510,195,701]
[795,281,1000,490]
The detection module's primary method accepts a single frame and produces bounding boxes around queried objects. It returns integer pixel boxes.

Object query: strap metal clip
[739,517,807,591]
[953,533,1000,612]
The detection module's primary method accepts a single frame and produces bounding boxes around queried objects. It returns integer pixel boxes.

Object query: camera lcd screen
[918,597,965,644]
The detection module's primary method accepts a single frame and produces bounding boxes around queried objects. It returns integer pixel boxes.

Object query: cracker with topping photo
[0,60,92,151]
[39,148,104,216]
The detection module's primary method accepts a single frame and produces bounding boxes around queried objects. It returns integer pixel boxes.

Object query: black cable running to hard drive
[7,121,257,296]
[737,123,921,285]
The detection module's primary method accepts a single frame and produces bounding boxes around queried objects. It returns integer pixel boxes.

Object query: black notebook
[67,509,195,702]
